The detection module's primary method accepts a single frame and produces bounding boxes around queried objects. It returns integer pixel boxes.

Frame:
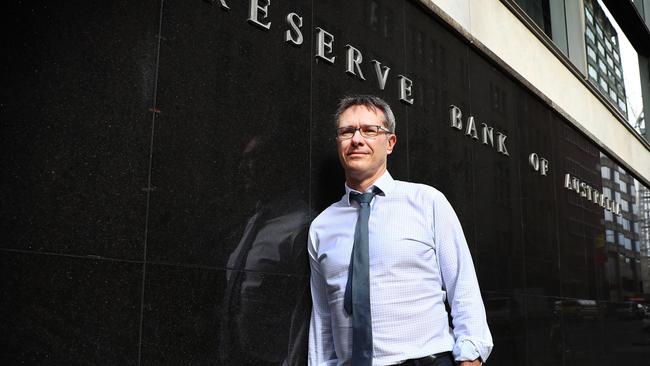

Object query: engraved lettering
[398,75,414,104]
[372,60,390,90]
[481,123,493,146]
[496,132,509,156]
[345,45,366,80]
[465,116,478,140]
[449,105,463,130]
[315,27,335,64]
[248,0,271,30]
[284,13,303,45]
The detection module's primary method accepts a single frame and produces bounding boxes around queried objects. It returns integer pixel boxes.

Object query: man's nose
[350,129,365,144]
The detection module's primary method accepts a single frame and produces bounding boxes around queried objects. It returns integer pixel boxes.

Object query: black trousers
[395,352,455,366]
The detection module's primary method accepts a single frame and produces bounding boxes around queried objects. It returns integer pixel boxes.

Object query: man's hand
[458,360,481,366]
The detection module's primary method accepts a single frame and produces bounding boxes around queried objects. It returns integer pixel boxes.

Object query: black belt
[395,351,453,366]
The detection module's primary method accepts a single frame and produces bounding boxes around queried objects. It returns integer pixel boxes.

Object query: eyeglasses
[336,125,392,140]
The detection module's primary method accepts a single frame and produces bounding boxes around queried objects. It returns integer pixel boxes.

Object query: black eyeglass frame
[336,125,392,140]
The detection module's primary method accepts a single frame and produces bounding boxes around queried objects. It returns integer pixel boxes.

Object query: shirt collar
[344,170,395,206]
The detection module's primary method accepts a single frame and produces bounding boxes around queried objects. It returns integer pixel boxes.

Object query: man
[308,95,493,365]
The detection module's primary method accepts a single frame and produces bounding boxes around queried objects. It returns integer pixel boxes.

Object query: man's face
[336,105,396,185]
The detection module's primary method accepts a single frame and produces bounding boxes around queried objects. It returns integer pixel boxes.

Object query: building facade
[2,0,650,365]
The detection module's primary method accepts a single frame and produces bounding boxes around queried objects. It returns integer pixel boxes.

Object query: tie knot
[350,191,376,205]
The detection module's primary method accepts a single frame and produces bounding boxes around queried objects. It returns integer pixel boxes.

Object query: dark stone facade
[2,0,649,365]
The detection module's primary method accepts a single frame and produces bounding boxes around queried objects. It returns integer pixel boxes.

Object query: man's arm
[307,231,338,366]
[433,193,493,364]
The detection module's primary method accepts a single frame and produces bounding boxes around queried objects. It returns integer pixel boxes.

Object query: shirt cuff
[452,337,493,363]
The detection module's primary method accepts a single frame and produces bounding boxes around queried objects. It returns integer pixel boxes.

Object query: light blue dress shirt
[308,171,493,365]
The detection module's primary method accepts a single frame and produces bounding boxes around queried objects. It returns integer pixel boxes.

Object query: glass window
[601,165,610,179]
[613,51,620,62]
[614,170,620,182]
[620,199,628,211]
[621,218,630,231]
[596,24,603,38]
[609,88,617,100]
[603,187,611,197]
[614,66,621,78]
[606,54,613,67]
[587,46,596,60]
[599,76,607,90]
[606,229,615,242]
[620,181,627,193]
[586,9,593,24]
[588,64,598,80]
[605,39,612,51]
[618,98,626,111]
[618,233,625,245]
[597,42,605,55]
[615,191,621,201]
[586,27,595,42]
[605,210,613,221]
[598,59,607,72]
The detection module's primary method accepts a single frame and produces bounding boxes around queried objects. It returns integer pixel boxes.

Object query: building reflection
[220,134,312,365]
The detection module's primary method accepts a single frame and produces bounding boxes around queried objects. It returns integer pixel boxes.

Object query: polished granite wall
[2,0,649,365]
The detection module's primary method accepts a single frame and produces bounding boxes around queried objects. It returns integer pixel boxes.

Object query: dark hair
[334,95,396,133]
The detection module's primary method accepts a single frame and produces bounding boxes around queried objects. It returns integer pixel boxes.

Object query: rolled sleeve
[433,193,493,363]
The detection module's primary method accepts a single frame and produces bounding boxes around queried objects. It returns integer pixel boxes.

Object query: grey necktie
[344,190,377,366]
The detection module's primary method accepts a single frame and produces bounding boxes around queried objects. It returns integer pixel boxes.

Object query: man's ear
[386,134,397,155]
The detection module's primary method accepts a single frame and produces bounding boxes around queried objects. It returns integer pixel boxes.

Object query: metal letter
[592,190,601,204]
[465,116,478,140]
[284,13,303,45]
[315,27,335,64]
[580,182,587,197]
[529,153,539,171]
[540,158,549,176]
[449,105,463,130]
[585,185,593,201]
[571,177,580,192]
[614,202,621,215]
[604,196,611,211]
[497,132,509,156]
[248,0,271,30]
[599,193,606,208]
[481,123,493,147]
[345,45,366,80]
[398,75,414,105]
[564,173,571,189]
[372,60,390,90]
